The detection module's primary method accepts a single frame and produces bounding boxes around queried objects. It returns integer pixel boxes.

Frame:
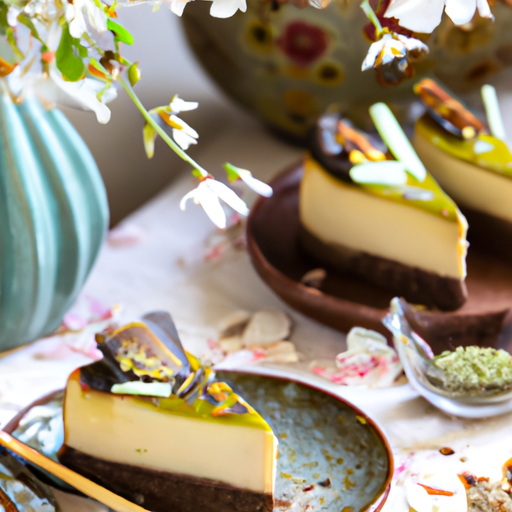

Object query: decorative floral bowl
[182,0,512,140]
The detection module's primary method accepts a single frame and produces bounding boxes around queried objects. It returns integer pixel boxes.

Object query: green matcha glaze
[130,393,274,431]
[416,116,512,179]
[362,170,460,223]
[309,155,461,223]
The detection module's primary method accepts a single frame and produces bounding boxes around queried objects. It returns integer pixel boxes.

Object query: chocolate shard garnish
[80,312,251,417]
[142,311,192,376]
[309,113,385,184]
[414,78,487,139]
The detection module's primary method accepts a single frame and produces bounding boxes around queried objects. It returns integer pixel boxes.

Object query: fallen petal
[243,310,292,346]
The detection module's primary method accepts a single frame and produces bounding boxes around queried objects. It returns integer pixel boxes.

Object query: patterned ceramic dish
[2,369,393,512]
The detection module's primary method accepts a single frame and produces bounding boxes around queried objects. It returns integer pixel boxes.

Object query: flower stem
[360,0,383,38]
[119,76,209,177]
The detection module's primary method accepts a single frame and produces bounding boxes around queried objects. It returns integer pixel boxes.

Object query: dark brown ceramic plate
[246,163,512,353]
[3,369,393,512]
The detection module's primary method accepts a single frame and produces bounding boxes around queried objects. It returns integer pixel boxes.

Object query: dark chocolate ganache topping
[309,113,386,184]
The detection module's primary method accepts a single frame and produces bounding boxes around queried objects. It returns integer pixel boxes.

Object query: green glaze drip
[417,116,512,179]
[361,171,460,223]
[127,393,274,431]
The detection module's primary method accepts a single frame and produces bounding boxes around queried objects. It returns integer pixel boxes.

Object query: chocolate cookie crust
[299,225,467,311]
[59,446,273,512]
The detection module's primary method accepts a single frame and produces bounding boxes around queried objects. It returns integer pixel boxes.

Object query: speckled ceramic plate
[246,163,512,353]
[3,370,393,512]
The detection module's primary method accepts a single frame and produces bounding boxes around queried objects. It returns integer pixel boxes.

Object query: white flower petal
[170,96,199,113]
[173,128,198,150]
[197,184,227,228]
[206,180,250,216]
[64,4,75,22]
[384,0,445,33]
[379,40,406,66]
[7,6,21,26]
[48,68,116,124]
[396,34,428,54]
[476,0,493,19]
[69,14,87,38]
[87,1,107,33]
[209,0,247,18]
[445,0,477,26]
[169,0,189,16]
[362,39,385,71]
[169,114,199,138]
[238,170,273,197]
[179,189,197,211]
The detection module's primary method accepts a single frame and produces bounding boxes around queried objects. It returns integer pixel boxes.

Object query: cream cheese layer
[300,157,468,279]
[414,130,512,224]
[63,372,278,494]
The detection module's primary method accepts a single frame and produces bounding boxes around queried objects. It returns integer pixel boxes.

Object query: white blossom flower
[168,96,199,149]
[152,95,199,150]
[27,66,117,123]
[168,114,199,150]
[384,0,493,34]
[237,169,272,197]
[180,178,250,229]
[224,163,273,197]
[169,95,198,113]
[362,32,428,72]
[209,0,247,18]
[167,0,246,18]
[65,0,108,39]
[7,6,21,26]
[168,0,190,16]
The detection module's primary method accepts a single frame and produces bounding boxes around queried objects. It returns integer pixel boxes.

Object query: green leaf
[143,122,156,159]
[0,4,9,36]
[223,162,241,182]
[107,19,134,45]
[56,23,85,81]
[127,62,141,87]
[77,43,88,58]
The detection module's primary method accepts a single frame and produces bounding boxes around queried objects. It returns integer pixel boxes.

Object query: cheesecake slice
[58,312,278,512]
[299,104,468,311]
[413,79,512,255]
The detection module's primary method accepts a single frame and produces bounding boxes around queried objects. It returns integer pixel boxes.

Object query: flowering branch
[0,0,273,229]
[119,76,209,178]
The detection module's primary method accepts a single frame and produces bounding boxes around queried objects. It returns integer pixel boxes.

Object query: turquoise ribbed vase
[0,91,109,352]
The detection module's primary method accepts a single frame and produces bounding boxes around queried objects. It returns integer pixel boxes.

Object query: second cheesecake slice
[299,103,468,311]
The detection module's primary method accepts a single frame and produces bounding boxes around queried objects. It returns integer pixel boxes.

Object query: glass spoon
[383,298,512,418]
[0,431,151,512]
